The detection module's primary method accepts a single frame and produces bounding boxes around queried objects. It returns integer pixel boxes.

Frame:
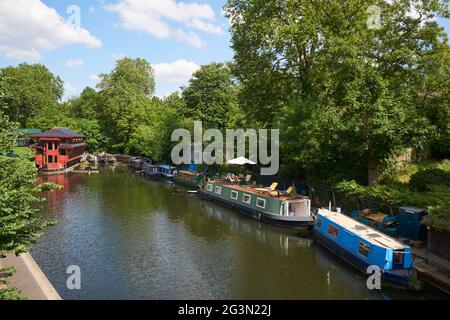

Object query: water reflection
[31,166,446,300]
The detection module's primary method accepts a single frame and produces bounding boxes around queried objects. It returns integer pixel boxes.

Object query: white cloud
[64,83,78,98]
[189,19,223,35]
[104,0,223,48]
[89,74,101,82]
[0,0,101,61]
[153,59,200,84]
[112,52,126,61]
[64,58,84,68]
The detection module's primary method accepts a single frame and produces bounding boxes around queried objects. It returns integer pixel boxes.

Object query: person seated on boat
[230,173,240,184]
[270,186,294,197]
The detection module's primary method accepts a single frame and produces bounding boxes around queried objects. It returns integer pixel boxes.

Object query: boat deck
[207,179,305,201]
[178,170,200,176]
[319,209,407,250]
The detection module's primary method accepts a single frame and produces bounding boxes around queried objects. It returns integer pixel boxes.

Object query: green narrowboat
[198,180,314,229]
[174,170,202,189]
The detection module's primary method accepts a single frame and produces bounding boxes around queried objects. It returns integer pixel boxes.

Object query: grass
[385,159,450,185]
[13,147,34,159]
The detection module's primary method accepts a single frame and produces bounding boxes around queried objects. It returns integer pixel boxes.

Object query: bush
[431,135,450,159]
[409,168,450,192]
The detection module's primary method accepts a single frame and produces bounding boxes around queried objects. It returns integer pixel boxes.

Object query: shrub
[431,135,450,159]
[409,168,450,192]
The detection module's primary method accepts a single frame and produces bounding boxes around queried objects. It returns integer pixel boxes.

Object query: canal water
[32,165,446,299]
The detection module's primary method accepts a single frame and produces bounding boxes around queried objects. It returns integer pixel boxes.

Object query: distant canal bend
[32,165,446,299]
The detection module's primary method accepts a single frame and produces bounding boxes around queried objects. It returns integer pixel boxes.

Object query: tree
[127,97,182,161]
[1,63,64,127]
[26,103,72,130]
[97,58,155,152]
[0,73,58,300]
[68,87,99,120]
[181,62,240,130]
[71,118,106,152]
[226,0,450,185]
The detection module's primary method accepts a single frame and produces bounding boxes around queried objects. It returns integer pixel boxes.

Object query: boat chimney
[328,201,332,212]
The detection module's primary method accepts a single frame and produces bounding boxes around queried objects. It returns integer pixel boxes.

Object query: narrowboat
[313,208,418,290]
[174,170,202,189]
[198,179,314,229]
[159,165,176,179]
[142,163,161,180]
[128,157,144,170]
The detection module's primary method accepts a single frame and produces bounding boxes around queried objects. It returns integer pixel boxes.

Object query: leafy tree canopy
[181,62,241,130]
[225,0,450,184]
[1,63,63,127]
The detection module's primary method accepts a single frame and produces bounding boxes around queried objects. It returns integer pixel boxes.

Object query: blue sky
[0,0,449,100]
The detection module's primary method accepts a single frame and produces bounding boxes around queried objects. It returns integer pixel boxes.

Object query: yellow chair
[270,186,294,197]
[268,182,278,191]
[284,186,294,195]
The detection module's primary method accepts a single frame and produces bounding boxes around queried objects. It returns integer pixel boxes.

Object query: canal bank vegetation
[0,74,61,300]
[0,0,450,292]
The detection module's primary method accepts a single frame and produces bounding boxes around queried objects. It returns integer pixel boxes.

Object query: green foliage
[0,76,59,300]
[336,180,450,231]
[70,118,106,152]
[1,63,63,127]
[68,87,99,120]
[97,58,156,152]
[0,267,23,300]
[13,147,35,159]
[226,0,450,185]
[127,97,183,161]
[432,134,450,159]
[26,103,72,130]
[181,62,241,130]
[410,168,450,192]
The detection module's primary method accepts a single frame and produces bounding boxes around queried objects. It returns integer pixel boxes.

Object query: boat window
[207,184,213,192]
[243,194,251,204]
[393,251,403,265]
[327,224,339,238]
[256,198,266,209]
[358,242,370,258]
[215,186,222,194]
[230,190,238,200]
[60,149,66,156]
[54,156,58,163]
[47,155,53,163]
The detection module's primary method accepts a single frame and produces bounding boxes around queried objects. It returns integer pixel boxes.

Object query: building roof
[318,209,407,250]
[30,127,84,138]
[14,128,42,135]
[59,143,88,149]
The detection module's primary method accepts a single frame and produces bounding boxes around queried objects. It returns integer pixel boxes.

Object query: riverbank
[0,253,61,300]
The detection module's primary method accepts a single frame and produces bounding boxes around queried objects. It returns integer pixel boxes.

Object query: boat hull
[198,190,313,230]
[146,173,162,181]
[174,176,199,189]
[313,229,413,290]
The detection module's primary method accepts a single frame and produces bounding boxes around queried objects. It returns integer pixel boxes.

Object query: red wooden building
[30,127,87,172]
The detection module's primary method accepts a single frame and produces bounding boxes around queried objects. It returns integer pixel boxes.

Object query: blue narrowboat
[142,163,162,180]
[159,165,176,179]
[313,208,418,290]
